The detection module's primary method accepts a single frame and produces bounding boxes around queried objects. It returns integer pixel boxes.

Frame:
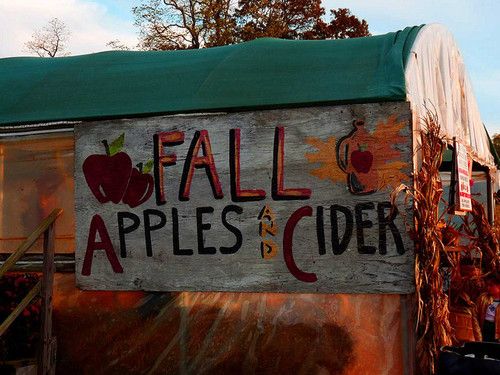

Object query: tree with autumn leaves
[132,0,370,50]
[493,134,500,157]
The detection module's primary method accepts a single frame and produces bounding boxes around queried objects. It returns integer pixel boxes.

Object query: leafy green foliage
[109,133,125,156]
[143,159,154,174]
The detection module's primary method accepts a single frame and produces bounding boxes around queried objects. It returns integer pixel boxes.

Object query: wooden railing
[0,208,62,375]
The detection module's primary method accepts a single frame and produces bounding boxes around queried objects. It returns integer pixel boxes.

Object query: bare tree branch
[106,40,132,51]
[24,18,70,58]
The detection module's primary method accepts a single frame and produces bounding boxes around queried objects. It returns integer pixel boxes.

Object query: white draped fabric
[405,24,495,168]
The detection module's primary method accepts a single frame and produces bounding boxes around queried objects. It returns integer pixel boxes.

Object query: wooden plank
[0,209,62,278]
[0,254,75,273]
[38,222,56,375]
[0,281,41,337]
[400,294,416,375]
[75,102,415,293]
[0,358,37,367]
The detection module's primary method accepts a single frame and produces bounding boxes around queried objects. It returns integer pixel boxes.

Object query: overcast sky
[1,0,498,134]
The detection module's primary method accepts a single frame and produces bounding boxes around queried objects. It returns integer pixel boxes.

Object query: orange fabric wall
[0,133,75,253]
[52,274,413,374]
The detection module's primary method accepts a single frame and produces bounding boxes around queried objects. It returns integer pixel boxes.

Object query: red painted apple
[122,162,154,208]
[350,144,373,174]
[82,134,133,204]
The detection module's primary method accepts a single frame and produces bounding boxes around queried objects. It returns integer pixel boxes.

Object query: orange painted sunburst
[305,115,410,193]
[304,136,345,183]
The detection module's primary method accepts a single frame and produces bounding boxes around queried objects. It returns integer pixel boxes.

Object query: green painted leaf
[143,159,154,174]
[109,133,125,156]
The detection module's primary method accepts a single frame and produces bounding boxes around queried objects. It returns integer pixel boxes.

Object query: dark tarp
[0,26,423,126]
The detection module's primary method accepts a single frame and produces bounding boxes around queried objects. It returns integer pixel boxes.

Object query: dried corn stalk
[391,111,452,374]
[456,199,500,332]
[468,200,499,273]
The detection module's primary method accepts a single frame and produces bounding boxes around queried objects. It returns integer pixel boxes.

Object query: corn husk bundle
[467,200,499,274]
[392,111,452,374]
[449,198,498,296]
[451,199,500,341]
[392,110,500,373]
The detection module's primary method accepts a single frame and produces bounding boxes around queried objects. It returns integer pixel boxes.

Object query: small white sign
[456,142,472,212]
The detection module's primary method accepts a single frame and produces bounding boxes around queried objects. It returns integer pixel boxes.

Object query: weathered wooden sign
[75,102,414,293]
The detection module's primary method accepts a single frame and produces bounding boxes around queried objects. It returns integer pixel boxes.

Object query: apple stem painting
[102,139,110,156]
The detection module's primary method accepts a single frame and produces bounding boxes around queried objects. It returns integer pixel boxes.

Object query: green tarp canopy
[0,26,423,126]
